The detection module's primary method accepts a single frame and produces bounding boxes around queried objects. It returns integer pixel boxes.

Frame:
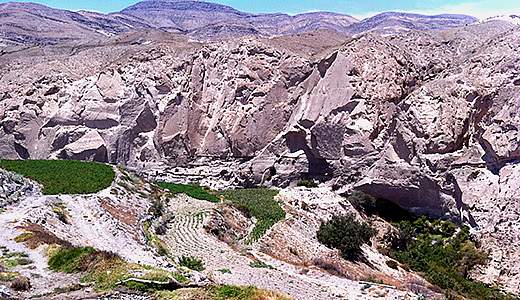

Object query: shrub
[386,260,398,269]
[178,255,205,271]
[216,268,231,274]
[249,261,275,269]
[297,179,318,188]
[0,159,115,194]
[441,221,456,238]
[361,275,384,284]
[349,190,376,210]
[316,213,377,260]
[154,182,219,203]
[11,276,30,291]
[312,257,345,277]
[150,199,164,217]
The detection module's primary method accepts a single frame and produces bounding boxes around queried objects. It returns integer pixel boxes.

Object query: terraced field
[165,211,213,256]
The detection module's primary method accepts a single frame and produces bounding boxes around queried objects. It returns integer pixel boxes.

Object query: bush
[178,255,205,271]
[349,190,376,210]
[386,260,398,269]
[11,276,30,291]
[0,159,115,194]
[217,188,285,243]
[150,199,164,217]
[154,182,219,203]
[316,213,377,259]
[297,179,318,188]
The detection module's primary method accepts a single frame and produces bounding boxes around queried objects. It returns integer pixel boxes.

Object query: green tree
[316,213,377,259]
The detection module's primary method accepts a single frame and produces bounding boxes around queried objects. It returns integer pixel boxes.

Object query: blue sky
[0,0,519,19]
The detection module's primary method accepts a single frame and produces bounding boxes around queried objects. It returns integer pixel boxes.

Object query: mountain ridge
[0,0,479,46]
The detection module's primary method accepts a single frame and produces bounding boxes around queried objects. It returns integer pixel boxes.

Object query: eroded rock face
[0,20,520,293]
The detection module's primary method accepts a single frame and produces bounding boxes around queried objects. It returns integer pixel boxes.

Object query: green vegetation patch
[156,285,294,300]
[177,255,205,271]
[316,213,377,260]
[296,179,318,188]
[154,182,219,203]
[4,258,32,268]
[387,217,519,300]
[48,246,98,273]
[249,261,276,269]
[0,159,115,194]
[217,188,285,242]
[1,249,32,270]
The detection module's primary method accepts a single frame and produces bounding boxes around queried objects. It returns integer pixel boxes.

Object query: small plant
[150,199,164,217]
[386,260,398,269]
[249,261,275,269]
[11,276,30,291]
[316,213,377,260]
[297,179,318,188]
[361,275,384,284]
[177,255,205,271]
[216,268,232,274]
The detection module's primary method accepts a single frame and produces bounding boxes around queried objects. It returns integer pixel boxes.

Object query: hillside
[0,162,431,299]
[0,0,478,46]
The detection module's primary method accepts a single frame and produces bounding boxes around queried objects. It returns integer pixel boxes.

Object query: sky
[0,0,518,20]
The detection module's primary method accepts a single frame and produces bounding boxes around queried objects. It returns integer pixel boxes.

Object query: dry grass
[15,223,73,249]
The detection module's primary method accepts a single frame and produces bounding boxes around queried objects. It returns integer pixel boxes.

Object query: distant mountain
[119,0,360,38]
[344,12,478,36]
[0,0,479,46]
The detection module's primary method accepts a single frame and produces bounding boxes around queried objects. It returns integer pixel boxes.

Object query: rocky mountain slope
[0,0,477,46]
[1,16,520,293]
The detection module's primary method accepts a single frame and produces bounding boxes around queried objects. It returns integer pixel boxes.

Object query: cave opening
[347,191,414,223]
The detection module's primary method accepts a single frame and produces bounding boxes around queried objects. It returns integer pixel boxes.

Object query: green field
[0,159,115,195]
[154,182,220,203]
[217,189,285,242]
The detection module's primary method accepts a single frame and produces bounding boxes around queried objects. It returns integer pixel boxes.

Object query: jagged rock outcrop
[0,168,40,208]
[0,17,519,293]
